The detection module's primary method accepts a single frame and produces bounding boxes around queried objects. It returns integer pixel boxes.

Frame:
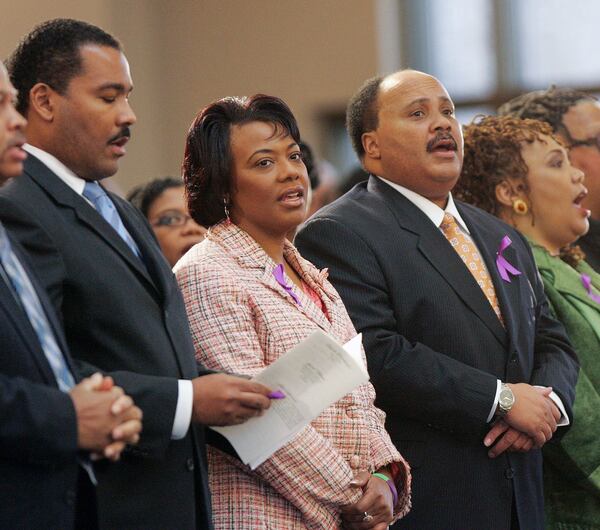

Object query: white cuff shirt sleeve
[171,379,194,440]
[534,386,570,426]
[487,379,502,423]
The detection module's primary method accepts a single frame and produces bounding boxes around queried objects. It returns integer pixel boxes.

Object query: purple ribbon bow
[581,274,600,304]
[273,264,302,306]
[496,236,522,283]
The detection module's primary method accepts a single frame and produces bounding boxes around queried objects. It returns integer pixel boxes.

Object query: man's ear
[362,131,380,160]
[28,83,56,122]
[495,179,524,208]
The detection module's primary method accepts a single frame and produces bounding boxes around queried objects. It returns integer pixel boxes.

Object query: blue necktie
[0,223,75,391]
[83,181,142,258]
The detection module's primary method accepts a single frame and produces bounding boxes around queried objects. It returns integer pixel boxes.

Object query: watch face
[499,389,514,408]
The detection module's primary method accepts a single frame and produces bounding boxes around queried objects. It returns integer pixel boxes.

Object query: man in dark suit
[296,70,579,529]
[0,19,273,530]
[499,87,600,271]
[0,61,142,529]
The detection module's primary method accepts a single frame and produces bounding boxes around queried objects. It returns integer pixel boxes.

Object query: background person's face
[0,66,26,184]
[562,100,600,219]
[51,44,136,180]
[521,135,588,251]
[148,185,206,267]
[229,121,309,242]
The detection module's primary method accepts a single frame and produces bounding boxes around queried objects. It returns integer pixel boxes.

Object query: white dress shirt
[23,144,194,439]
[377,176,568,426]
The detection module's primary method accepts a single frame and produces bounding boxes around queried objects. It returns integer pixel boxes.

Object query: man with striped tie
[0,61,143,529]
[297,70,579,530]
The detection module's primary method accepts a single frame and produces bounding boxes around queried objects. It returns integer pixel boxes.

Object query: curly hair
[498,86,594,143]
[7,18,121,116]
[457,115,584,266]
[346,75,383,160]
[182,94,301,227]
[127,177,183,218]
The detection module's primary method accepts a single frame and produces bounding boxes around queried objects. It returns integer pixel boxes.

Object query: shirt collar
[23,143,86,196]
[376,175,470,234]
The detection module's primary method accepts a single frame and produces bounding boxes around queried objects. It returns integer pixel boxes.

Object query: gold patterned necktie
[440,213,504,324]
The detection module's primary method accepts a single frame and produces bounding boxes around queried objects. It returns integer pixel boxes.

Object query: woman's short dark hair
[182,94,301,227]
[127,177,183,218]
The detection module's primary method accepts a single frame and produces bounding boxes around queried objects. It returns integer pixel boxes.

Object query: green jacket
[532,244,600,529]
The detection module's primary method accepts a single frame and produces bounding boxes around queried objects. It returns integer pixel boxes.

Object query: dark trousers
[511,495,520,530]
[75,469,98,530]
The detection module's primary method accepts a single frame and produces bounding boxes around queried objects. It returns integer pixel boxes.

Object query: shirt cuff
[534,386,570,427]
[487,379,502,423]
[171,380,193,440]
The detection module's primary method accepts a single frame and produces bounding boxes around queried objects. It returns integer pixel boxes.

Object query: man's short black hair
[498,86,594,140]
[346,75,383,160]
[7,18,121,115]
[127,177,183,218]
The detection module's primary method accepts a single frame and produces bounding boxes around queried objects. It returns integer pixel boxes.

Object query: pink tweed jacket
[174,221,411,529]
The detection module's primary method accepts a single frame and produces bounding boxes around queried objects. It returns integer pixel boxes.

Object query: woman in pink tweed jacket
[174,94,411,529]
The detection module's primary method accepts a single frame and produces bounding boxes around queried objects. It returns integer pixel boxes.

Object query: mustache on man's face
[426,132,457,152]
[108,127,131,144]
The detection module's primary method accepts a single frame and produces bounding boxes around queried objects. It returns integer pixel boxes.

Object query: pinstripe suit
[0,154,213,530]
[174,221,411,530]
[296,176,578,530]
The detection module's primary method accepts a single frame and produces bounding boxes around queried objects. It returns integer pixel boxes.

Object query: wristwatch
[497,383,515,416]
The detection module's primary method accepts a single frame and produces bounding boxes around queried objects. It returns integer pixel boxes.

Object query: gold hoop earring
[512,199,528,215]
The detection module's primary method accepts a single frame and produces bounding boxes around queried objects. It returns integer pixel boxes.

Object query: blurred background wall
[1,0,599,196]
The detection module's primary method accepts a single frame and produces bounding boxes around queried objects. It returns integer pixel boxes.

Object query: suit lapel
[257,257,332,333]
[24,155,158,296]
[460,206,519,347]
[370,177,507,346]
[537,250,600,313]
[556,277,600,312]
[213,222,333,332]
[0,272,59,386]
[111,195,170,300]
[289,252,341,332]
[10,239,79,380]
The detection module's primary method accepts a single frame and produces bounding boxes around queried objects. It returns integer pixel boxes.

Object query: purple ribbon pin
[496,236,522,283]
[273,264,302,306]
[581,274,600,304]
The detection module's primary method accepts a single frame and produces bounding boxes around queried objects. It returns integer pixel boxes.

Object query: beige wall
[0,0,379,193]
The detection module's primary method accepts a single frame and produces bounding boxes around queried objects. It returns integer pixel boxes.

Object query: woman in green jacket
[456,115,600,529]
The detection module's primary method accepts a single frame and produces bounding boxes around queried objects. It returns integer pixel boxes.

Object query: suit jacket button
[505,467,515,479]
[510,352,518,363]
[349,455,361,469]
[186,457,195,471]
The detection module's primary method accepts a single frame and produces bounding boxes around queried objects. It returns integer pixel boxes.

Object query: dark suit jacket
[0,235,82,529]
[296,176,579,530]
[0,154,212,530]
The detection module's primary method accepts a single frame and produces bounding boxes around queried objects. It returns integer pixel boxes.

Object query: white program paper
[211,330,369,469]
